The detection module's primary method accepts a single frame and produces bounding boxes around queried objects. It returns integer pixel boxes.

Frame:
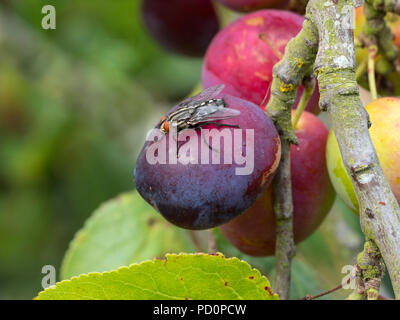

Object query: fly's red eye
[161,121,170,133]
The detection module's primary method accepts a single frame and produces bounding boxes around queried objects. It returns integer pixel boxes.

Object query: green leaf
[61,191,196,279]
[38,253,278,300]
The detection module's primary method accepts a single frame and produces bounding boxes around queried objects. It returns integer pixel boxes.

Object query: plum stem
[259,33,283,60]
[355,55,368,82]
[266,0,400,299]
[189,231,205,252]
[368,45,378,100]
[292,75,315,128]
[208,229,217,254]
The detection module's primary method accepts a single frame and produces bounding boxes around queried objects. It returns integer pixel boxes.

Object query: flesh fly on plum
[157,85,241,156]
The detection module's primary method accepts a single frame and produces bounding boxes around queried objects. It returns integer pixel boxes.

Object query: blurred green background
[0,0,392,300]
[0,0,202,299]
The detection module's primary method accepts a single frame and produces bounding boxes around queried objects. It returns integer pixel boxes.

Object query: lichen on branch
[347,240,385,300]
[266,14,318,144]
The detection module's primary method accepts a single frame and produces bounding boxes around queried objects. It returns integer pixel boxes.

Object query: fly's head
[159,116,170,134]
[159,116,179,134]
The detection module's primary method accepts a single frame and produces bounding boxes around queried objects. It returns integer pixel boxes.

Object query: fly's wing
[188,105,240,125]
[177,84,225,108]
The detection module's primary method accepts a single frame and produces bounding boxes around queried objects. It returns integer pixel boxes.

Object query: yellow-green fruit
[326,97,400,214]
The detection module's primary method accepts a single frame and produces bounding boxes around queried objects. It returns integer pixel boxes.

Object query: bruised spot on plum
[249,276,254,280]
[224,281,228,286]
[261,171,270,187]
[245,16,264,27]
[180,277,183,281]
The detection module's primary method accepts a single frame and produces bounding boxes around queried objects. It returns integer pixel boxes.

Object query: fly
[157,85,240,157]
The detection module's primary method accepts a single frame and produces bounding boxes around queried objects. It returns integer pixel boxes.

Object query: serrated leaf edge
[38,252,278,300]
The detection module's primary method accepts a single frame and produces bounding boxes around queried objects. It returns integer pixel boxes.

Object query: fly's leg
[168,125,180,158]
[176,127,179,158]
[199,127,218,153]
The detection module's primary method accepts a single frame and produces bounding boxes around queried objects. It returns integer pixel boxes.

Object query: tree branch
[266,0,400,299]
[310,0,400,298]
[271,140,295,300]
[265,6,319,300]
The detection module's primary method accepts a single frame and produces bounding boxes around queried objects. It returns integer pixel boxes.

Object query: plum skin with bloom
[134,94,281,230]
[219,110,335,256]
[202,9,320,114]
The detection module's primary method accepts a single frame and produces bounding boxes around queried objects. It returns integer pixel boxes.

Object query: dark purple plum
[141,0,219,57]
[134,89,281,230]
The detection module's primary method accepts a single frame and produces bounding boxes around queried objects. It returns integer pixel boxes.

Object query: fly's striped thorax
[167,105,196,122]
[167,99,225,122]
